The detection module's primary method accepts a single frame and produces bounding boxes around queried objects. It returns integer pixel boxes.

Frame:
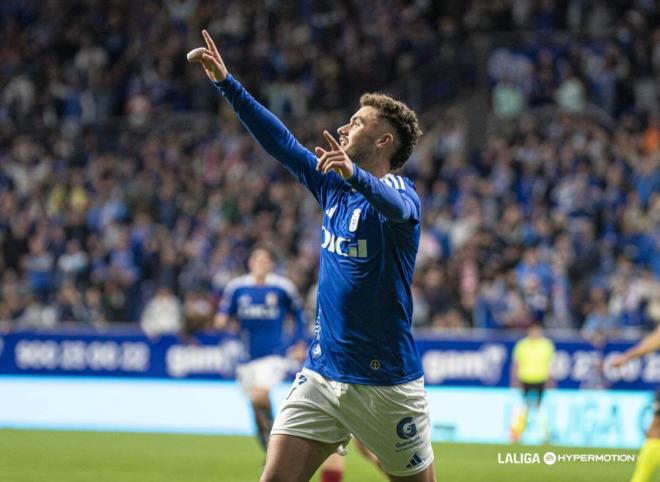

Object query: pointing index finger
[323,130,341,151]
[202,29,220,58]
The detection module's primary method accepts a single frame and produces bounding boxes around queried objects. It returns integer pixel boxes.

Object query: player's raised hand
[287,341,308,364]
[315,130,354,179]
[187,30,228,82]
[609,354,630,369]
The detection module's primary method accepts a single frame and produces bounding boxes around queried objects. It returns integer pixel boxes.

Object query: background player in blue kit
[215,245,307,453]
[193,29,435,482]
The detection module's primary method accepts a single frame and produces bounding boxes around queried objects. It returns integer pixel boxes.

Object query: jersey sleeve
[218,281,238,316]
[345,168,420,224]
[212,75,337,207]
[279,278,307,342]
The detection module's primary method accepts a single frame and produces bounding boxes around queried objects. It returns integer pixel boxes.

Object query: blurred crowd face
[248,249,274,279]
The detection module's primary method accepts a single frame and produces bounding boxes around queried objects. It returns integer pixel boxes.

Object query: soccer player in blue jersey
[194,30,435,482]
[215,245,307,452]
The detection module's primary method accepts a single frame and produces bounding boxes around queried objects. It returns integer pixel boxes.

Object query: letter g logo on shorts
[396,417,417,439]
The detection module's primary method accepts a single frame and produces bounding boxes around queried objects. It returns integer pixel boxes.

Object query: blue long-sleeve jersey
[219,273,306,362]
[214,74,422,384]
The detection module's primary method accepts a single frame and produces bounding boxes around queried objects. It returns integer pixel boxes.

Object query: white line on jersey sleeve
[385,174,399,190]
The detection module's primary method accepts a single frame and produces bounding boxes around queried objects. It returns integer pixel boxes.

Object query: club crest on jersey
[349,208,361,232]
[265,292,278,306]
[312,344,322,358]
[238,294,252,306]
[321,226,368,258]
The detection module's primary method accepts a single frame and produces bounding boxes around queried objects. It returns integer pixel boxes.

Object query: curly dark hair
[359,93,422,171]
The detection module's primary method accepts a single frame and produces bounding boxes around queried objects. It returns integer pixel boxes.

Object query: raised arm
[189,31,332,205]
[214,278,239,333]
[610,326,660,368]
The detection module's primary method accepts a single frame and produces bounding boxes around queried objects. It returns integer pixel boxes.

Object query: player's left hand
[315,130,354,180]
[287,341,308,364]
[188,30,228,82]
[609,354,629,368]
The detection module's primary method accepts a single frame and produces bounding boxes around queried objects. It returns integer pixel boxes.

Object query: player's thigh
[320,452,345,471]
[388,463,436,482]
[250,387,271,408]
[272,370,352,446]
[261,434,338,482]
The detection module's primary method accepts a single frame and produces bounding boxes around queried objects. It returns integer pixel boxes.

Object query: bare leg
[261,434,339,482]
[251,387,273,451]
[387,463,436,482]
[354,437,384,473]
[320,452,345,481]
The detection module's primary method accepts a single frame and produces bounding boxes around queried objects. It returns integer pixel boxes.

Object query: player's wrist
[344,162,360,184]
[212,73,232,87]
[211,74,238,99]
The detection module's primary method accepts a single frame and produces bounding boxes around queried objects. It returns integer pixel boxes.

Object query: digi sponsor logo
[237,293,280,319]
[396,417,418,440]
[321,226,368,258]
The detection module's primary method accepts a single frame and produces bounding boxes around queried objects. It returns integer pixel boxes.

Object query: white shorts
[271,367,434,477]
[236,355,290,396]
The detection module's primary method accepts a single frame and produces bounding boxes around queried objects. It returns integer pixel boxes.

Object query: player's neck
[253,274,267,284]
[360,155,390,180]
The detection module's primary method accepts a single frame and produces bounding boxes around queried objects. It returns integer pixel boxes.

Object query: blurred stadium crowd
[0,0,658,336]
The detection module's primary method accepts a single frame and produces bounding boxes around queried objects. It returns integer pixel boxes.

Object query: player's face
[528,325,543,338]
[337,106,383,164]
[248,249,274,277]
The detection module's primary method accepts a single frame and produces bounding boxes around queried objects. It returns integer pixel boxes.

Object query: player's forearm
[214,313,229,330]
[212,75,308,171]
[345,165,414,222]
[622,329,660,361]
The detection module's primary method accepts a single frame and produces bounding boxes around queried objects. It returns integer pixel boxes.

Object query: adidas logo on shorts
[406,453,423,468]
